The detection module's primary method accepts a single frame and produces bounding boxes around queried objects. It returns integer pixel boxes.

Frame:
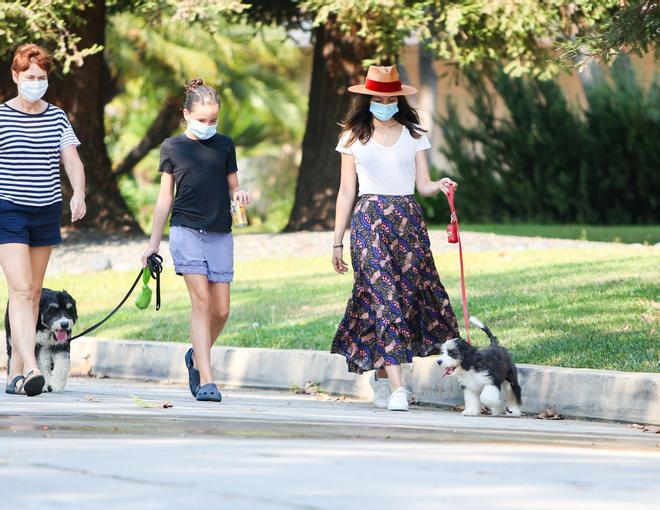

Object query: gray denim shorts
[169,226,234,283]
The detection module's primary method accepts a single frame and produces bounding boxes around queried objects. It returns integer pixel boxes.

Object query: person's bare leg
[183,274,214,386]
[383,364,403,390]
[209,282,230,343]
[29,246,53,321]
[0,244,41,382]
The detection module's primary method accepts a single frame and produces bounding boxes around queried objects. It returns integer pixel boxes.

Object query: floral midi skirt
[331,194,461,374]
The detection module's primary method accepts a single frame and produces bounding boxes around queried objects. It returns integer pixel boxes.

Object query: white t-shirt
[335,126,431,196]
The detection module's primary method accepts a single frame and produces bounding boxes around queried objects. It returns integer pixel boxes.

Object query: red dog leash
[443,183,471,344]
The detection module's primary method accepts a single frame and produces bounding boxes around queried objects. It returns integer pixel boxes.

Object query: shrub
[422,58,660,225]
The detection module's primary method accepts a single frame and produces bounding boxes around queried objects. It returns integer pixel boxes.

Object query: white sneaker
[387,387,409,411]
[370,373,391,409]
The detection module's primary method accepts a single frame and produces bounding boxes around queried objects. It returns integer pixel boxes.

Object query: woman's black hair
[184,78,220,111]
[340,94,426,146]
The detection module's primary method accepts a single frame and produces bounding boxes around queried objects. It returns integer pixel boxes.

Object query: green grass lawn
[456,224,660,245]
[1,245,658,372]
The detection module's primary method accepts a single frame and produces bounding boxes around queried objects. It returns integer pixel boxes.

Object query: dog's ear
[456,339,476,370]
[457,339,471,354]
[62,291,78,322]
[70,299,78,322]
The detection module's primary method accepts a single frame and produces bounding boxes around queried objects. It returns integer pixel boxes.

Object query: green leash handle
[135,267,152,310]
[135,254,162,310]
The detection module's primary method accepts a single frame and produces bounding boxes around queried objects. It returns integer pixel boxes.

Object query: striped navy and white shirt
[0,102,80,207]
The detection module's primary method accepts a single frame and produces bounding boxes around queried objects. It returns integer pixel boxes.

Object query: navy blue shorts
[0,199,62,247]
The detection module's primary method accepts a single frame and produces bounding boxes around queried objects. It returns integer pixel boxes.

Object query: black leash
[69,254,163,341]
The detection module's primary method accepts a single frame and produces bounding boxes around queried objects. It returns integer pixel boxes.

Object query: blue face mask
[187,118,217,140]
[19,79,48,103]
[370,101,399,121]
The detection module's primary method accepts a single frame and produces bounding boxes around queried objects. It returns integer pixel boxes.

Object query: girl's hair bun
[185,78,204,92]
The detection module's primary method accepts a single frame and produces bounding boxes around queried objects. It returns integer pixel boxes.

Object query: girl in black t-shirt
[142,79,250,402]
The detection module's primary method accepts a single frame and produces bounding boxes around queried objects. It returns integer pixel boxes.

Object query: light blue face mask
[187,118,217,140]
[19,79,48,103]
[370,101,399,121]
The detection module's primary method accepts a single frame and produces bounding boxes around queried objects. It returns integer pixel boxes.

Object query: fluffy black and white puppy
[5,289,77,392]
[437,317,522,417]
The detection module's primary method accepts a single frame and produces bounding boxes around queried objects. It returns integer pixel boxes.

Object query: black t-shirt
[159,133,238,232]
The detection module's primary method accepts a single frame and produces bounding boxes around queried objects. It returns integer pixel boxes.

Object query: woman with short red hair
[0,44,87,396]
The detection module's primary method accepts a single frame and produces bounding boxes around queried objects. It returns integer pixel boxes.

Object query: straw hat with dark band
[348,65,417,97]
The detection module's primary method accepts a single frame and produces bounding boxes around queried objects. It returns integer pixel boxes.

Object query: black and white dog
[5,289,77,392]
[437,317,522,417]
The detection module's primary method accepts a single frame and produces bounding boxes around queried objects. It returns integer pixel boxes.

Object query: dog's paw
[506,407,522,417]
[43,385,53,393]
[462,408,480,417]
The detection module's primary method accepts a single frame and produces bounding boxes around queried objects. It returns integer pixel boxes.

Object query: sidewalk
[23,337,660,425]
[1,337,658,425]
[2,377,657,448]
[1,378,659,510]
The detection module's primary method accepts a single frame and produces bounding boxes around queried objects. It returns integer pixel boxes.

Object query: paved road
[1,378,659,510]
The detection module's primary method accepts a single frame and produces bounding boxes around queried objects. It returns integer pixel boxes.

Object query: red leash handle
[443,183,471,344]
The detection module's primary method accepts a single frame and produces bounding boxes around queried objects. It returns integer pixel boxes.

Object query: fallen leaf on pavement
[129,394,157,408]
[313,393,347,402]
[537,407,564,420]
[128,395,172,409]
[629,423,660,434]
[85,395,100,402]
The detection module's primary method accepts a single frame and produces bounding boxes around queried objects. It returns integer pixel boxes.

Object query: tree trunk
[418,46,437,167]
[284,20,371,231]
[46,0,140,232]
[113,94,181,178]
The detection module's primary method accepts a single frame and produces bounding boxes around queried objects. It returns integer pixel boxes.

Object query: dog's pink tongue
[55,329,69,342]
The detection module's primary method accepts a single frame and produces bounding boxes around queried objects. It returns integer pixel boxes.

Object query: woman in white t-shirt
[331,65,461,411]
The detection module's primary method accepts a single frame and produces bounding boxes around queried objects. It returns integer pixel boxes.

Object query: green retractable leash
[69,254,163,341]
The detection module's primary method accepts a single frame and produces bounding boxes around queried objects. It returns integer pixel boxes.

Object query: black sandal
[5,375,25,395]
[195,383,222,402]
[185,347,200,397]
[22,370,45,397]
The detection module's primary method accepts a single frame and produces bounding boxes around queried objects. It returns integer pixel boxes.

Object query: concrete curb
[1,337,658,425]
